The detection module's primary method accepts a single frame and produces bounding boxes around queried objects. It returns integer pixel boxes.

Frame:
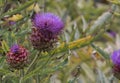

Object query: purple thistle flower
[30,12,64,51]
[32,13,64,35]
[111,49,120,66]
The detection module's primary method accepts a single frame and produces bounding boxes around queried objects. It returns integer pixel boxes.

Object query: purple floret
[11,44,19,53]
[111,49,120,66]
[107,30,116,38]
[9,21,16,25]
[32,13,64,35]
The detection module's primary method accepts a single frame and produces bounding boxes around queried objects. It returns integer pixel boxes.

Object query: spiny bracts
[6,44,29,69]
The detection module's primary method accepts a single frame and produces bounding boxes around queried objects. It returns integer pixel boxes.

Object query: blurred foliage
[0,0,120,83]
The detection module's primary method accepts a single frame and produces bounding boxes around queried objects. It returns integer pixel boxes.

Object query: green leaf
[81,63,95,82]
[91,43,110,59]
[0,0,37,19]
[96,69,109,83]
[68,78,77,83]
[1,40,9,53]
[23,59,68,81]
[0,69,10,75]
[0,56,5,68]
[87,5,116,35]
[70,24,77,41]
[108,0,120,6]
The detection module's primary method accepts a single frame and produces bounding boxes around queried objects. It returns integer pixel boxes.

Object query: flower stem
[35,75,40,83]
[25,52,40,74]
[19,69,24,83]
[43,0,47,12]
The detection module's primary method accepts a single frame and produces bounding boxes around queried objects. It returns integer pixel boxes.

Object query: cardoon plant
[0,0,120,83]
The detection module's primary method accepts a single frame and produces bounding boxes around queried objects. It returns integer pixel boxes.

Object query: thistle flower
[30,13,64,51]
[111,49,120,79]
[6,44,29,69]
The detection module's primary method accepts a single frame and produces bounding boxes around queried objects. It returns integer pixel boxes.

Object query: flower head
[30,12,64,51]
[32,12,64,35]
[6,44,29,69]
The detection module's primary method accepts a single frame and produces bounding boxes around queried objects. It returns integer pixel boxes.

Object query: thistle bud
[6,44,29,69]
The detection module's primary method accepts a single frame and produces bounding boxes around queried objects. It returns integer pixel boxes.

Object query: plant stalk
[25,52,40,74]
[19,69,24,83]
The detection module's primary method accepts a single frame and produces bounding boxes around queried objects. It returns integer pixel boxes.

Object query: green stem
[37,51,56,76]
[19,69,24,83]
[25,52,40,74]
[36,75,40,83]
[43,0,47,12]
